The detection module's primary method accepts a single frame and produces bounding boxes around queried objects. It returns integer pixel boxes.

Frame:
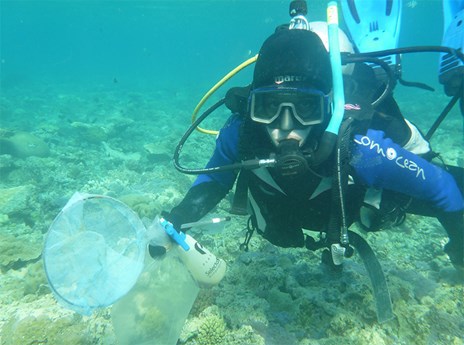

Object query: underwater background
[0,1,463,344]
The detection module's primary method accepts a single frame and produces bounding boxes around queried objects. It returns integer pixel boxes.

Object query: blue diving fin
[439,0,464,97]
[341,0,402,76]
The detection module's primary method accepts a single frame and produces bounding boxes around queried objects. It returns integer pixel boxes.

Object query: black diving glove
[444,241,464,271]
[162,181,229,231]
[439,210,464,270]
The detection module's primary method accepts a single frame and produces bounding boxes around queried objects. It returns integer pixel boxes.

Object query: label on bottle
[177,235,227,286]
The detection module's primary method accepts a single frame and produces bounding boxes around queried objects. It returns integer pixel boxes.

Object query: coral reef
[70,121,109,143]
[0,223,43,272]
[1,315,89,345]
[119,193,158,219]
[0,185,34,216]
[190,288,219,317]
[197,314,227,345]
[0,78,462,345]
[0,130,50,158]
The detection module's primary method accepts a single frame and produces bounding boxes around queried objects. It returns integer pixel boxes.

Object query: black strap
[349,230,394,323]
[230,170,250,215]
[398,77,435,91]
[327,117,355,245]
[426,84,463,140]
[240,216,257,252]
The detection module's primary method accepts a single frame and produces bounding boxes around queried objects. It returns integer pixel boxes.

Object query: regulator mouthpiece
[275,139,309,178]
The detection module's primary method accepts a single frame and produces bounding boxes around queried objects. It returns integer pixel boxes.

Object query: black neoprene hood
[253,29,333,94]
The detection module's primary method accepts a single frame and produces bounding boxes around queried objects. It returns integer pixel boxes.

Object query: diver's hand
[444,240,464,272]
[438,210,464,271]
[161,210,182,232]
[161,181,230,232]
[441,67,464,98]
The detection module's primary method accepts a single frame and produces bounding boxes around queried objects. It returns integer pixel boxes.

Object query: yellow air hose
[192,54,258,135]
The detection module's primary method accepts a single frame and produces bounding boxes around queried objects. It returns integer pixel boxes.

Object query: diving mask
[249,86,330,126]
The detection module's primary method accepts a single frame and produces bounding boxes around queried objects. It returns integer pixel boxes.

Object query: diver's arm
[164,115,242,229]
[351,129,464,267]
[164,181,230,230]
[351,129,463,212]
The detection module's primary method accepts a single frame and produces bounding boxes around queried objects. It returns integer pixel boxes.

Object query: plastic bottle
[148,217,227,286]
[176,233,227,286]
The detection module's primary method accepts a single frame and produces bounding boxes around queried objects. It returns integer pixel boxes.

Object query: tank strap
[230,170,250,215]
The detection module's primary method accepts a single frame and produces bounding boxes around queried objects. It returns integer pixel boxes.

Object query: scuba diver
[163,1,464,274]
[341,0,464,114]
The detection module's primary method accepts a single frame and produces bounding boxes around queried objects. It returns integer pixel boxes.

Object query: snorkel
[304,1,345,167]
[325,2,345,136]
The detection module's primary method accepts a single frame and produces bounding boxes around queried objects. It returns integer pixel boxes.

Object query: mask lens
[251,90,283,123]
[293,92,324,125]
[250,87,326,125]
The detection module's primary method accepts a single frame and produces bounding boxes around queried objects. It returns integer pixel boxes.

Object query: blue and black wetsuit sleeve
[165,115,242,229]
[351,129,463,212]
[351,129,464,267]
